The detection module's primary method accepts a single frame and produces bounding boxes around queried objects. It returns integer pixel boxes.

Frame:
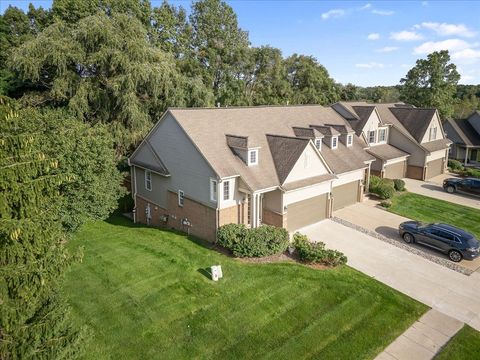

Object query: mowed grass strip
[64,216,427,360]
[389,192,480,238]
[435,325,480,360]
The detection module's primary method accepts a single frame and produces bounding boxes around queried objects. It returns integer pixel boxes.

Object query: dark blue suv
[398,222,480,262]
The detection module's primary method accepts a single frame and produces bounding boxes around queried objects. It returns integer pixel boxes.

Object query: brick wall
[135,192,217,242]
[262,209,285,228]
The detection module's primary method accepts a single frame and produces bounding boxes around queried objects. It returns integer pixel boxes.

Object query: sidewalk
[376,309,463,360]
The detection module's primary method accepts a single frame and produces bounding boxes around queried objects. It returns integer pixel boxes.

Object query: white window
[248,149,258,165]
[223,181,230,200]
[210,179,217,202]
[314,138,322,150]
[331,136,338,149]
[368,130,376,144]
[178,190,184,207]
[378,128,387,142]
[429,127,437,141]
[347,134,353,147]
[145,170,152,191]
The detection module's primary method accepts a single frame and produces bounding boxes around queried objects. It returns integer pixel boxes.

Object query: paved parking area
[403,173,480,209]
[300,219,480,331]
[334,199,480,273]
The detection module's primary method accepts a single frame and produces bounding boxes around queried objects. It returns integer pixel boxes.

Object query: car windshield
[418,222,433,229]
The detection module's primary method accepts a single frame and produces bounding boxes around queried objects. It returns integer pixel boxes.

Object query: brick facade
[262,209,286,228]
[218,203,249,227]
[135,192,217,242]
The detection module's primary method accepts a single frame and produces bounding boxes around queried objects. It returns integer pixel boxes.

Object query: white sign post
[210,265,223,281]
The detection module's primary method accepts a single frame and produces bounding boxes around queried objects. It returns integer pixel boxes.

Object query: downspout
[132,165,138,223]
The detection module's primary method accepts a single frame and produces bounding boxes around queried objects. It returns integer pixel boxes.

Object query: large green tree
[0,97,84,358]
[284,54,340,105]
[400,50,460,119]
[8,12,209,153]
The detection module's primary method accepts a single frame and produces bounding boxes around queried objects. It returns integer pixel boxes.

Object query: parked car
[398,221,480,262]
[443,177,480,196]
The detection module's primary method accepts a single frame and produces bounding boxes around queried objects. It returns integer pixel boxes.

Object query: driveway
[403,173,480,209]
[300,219,480,331]
[334,199,480,273]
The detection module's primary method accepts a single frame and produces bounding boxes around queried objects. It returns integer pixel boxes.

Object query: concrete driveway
[300,219,480,331]
[334,199,480,273]
[403,173,480,209]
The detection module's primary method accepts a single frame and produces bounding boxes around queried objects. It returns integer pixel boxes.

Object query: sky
[2,0,480,86]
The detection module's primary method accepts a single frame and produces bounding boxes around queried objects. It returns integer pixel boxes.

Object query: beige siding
[420,113,442,143]
[283,143,329,184]
[389,127,426,167]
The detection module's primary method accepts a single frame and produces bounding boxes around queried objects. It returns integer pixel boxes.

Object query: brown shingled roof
[226,134,248,149]
[366,144,409,161]
[266,135,309,184]
[444,118,480,146]
[389,107,437,143]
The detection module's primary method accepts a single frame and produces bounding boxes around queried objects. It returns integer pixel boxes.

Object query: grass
[388,192,480,238]
[435,325,480,359]
[64,215,427,360]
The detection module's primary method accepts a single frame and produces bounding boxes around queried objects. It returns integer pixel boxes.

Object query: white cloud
[321,9,345,20]
[355,62,385,69]
[451,48,480,62]
[376,46,399,53]
[367,33,380,40]
[360,3,372,10]
[372,9,394,16]
[419,22,476,38]
[413,39,472,54]
[390,31,423,41]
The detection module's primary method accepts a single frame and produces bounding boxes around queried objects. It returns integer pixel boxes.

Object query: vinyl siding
[389,127,426,167]
[420,113,442,144]
[283,143,329,184]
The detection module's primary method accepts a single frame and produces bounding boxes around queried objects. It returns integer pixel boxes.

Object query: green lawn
[389,192,480,238]
[64,216,427,360]
[435,325,480,360]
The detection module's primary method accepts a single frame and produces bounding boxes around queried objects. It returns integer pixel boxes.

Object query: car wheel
[446,186,455,193]
[448,250,462,262]
[403,233,414,244]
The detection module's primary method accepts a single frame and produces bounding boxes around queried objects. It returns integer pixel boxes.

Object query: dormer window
[368,130,376,144]
[331,136,338,149]
[314,138,322,150]
[248,149,258,166]
[347,134,353,147]
[378,128,387,142]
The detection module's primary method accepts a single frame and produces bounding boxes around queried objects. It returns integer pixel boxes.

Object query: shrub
[216,224,289,257]
[448,159,464,171]
[369,175,382,189]
[383,178,395,188]
[293,233,347,266]
[216,223,247,250]
[393,179,406,192]
[369,176,395,199]
[466,168,480,178]
[380,199,392,208]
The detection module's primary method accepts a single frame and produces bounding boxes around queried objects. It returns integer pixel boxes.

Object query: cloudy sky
[3,0,480,86]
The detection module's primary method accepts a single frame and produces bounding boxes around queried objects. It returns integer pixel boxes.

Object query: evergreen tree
[0,97,84,358]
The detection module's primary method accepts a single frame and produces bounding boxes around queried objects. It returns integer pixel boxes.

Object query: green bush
[466,168,480,178]
[393,179,406,192]
[448,159,464,171]
[380,199,392,208]
[216,223,247,250]
[216,224,289,257]
[369,175,395,199]
[293,233,347,266]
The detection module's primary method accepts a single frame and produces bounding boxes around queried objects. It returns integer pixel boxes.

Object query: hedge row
[448,159,480,178]
[369,175,405,199]
[216,223,289,257]
[293,233,347,266]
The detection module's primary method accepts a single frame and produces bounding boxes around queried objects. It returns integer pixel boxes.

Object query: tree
[15,107,125,232]
[8,12,207,153]
[284,54,340,105]
[190,0,250,104]
[400,50,460,119]
[0,97,84,358]
[340,83,360,101]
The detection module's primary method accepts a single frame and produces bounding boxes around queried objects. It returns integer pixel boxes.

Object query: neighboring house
[129,105,375,241]
[444,111,480,166]
[331,102,452,180]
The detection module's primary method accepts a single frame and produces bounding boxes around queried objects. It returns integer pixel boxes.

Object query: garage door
[287,194,327,232]
[384,160,406,179]
[425,158,444,180]
[332,181,359,211]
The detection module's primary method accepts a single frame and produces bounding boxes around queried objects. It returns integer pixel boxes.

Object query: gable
[283,142,330,184]
[129,140,169,176]
[361,109,382,138]
[420,112,443,143]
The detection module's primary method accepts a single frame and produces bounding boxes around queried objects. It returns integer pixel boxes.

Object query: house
[331,102,452,180]
[128,105,375,241]
[444,111,480,166]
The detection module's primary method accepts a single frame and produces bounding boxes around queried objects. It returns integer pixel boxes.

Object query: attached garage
[332,181,359,211]
[425,158,444,180]
[287,193,328,231]
[384,160,407,179]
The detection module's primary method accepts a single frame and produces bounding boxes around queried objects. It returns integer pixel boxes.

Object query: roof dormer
[226,134,260,166]
[325,123,355,147]
[292,126,324,151]
[309,125,341,149]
